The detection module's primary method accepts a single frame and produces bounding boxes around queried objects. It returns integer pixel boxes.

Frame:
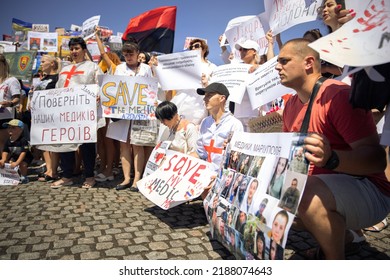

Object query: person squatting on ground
[0,119,33,184]
[278,38,390,259]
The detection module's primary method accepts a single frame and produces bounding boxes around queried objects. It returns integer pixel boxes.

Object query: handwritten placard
[30,85,98,145]
[100,75,158,120]
[137,150,214,210]
[224,15,268,59]
[261,0,321,35]
[309,0,390,67]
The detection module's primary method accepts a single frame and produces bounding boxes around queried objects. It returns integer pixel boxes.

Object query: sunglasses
[190,43,202,50]
[239,47,249,52]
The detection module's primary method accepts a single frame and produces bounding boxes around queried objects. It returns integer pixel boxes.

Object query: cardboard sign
[30,85,98,145]
[137,150,214,210]
[100,75,158,120]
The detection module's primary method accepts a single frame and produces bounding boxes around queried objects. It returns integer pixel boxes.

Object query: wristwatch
[323,150,339,170]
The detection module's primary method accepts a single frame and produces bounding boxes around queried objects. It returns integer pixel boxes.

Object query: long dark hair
[255,230,265,259]
[318,0,346,33]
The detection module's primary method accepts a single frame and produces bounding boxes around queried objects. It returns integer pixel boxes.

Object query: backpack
[349,63,390,112]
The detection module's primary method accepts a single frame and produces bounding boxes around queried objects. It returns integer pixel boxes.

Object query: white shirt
[114,62,152,77]
[197,112,244,172]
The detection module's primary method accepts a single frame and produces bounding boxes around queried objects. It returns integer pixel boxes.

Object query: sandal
[363,218,388,232]
[82,180,96,189]
[38,174,59,182]
[50,179,73,189]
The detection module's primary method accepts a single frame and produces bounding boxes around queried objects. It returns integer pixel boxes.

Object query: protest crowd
[0,0,389,260]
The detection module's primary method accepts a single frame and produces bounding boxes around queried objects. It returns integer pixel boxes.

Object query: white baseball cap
[235,39,260,53]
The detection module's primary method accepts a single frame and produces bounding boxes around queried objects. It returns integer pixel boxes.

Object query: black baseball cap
[196,82,230,98]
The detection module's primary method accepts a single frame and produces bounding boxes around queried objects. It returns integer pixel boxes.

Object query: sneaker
[20,176,29,184]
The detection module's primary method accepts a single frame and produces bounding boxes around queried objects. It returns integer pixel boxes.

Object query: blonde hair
[0,54,10,82]
[41,54,62,74]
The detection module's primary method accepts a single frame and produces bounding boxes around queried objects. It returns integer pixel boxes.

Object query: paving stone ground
[0,173,389,260]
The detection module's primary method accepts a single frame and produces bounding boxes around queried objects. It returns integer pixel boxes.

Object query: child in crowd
[0,119,33,184]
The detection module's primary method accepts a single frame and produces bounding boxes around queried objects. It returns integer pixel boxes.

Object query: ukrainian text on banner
[30,85,98,145]
[247,56,295,109]
[82,15,100,40]
[100,75,158,120]
[210,64,252,104]
[203,132,309,260]
[137,150,215,210]
[224,15,268,59]
[0,164,20,186]
[32,24,49,33]
[154,50,202,90]
[221,16,256,46]
[261,0,321,35]
[309,0,390,67]
[27,31,58,52]
[3,51,36,84]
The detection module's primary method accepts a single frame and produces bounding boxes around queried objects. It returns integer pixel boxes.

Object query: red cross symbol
[61,65,84,87]
[204,139,223,162]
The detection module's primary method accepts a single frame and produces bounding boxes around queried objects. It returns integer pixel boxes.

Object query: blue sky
[1,0,328,65]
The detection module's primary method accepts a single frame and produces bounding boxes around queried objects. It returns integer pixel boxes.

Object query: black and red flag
[122,6,176,54]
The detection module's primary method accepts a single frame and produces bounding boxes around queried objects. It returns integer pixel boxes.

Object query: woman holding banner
[51,37,103,189]
[170,38,217,125]
[114,42,156,191]
[32,54,62,182]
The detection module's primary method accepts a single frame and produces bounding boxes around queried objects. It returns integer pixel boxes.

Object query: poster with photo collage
[203,132,309,260]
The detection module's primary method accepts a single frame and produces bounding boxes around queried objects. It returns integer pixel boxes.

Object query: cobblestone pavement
[0,174,389,260]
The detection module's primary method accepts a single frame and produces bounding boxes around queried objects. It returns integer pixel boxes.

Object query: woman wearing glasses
[170,38,217,125]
